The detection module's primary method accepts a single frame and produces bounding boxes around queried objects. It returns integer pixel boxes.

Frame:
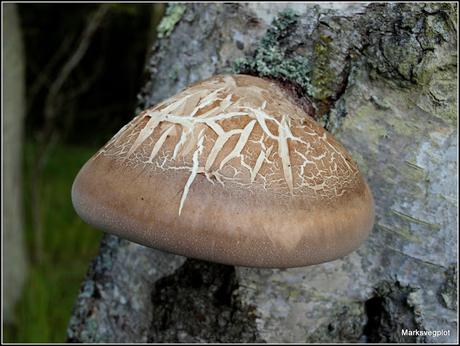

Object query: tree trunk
[3,3,28,324]
[67,3,457,343]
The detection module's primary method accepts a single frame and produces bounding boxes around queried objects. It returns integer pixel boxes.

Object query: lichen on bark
[362,3,457,88]
[232,7,354,127]
[233,9,312,93]
[156,3,186,39]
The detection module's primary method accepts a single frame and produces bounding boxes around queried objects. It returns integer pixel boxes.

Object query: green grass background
[4,142,102,342]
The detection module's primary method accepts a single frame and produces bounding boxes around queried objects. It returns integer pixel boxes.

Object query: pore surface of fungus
[72,74,374,268]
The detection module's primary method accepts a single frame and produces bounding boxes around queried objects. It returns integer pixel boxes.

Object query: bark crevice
[147,259,261,343]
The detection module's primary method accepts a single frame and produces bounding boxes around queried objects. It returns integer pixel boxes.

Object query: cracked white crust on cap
[72,74,375,268]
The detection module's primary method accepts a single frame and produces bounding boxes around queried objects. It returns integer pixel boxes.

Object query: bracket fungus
[72,74,374,268]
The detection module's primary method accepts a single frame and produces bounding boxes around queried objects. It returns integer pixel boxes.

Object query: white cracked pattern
[95,75,361,214]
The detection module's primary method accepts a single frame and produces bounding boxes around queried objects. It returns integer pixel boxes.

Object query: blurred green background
[3,3,164,342]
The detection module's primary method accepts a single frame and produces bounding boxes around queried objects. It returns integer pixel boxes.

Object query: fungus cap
[72,74,374,268]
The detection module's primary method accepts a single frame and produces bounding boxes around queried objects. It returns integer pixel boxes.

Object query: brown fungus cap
[72,74,374,268]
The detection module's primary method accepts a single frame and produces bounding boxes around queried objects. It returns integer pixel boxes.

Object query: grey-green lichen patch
[438,265,457,311]
[232,8,355,127]
[157,3,186,39]
[233,9,312,92]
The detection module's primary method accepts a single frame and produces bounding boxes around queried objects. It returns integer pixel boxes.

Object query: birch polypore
[71,74,374,268]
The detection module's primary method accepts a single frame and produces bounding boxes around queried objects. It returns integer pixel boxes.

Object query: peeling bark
[68,3,457,343]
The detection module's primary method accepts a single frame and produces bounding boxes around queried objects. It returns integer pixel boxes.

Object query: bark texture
[3,3,28,324]
[68,3,457,343]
